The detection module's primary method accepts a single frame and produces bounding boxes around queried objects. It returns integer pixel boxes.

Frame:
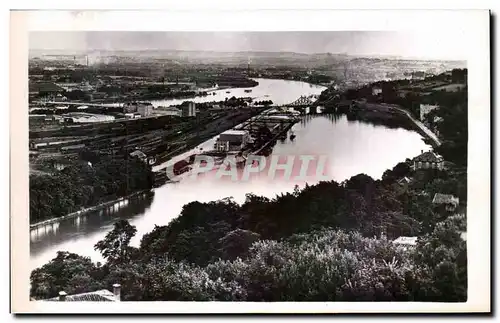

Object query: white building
[137,104,153,117]
[181,101,196,117]
[420,104,439,121]
[217,130,251,151]
[392,236,418,247]
[63,113,115,123]
[125,113,141,119]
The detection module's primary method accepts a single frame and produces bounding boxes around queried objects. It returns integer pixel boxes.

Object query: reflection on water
[30,192,154,263]
[30,78,432,271]
[30,114,431,270]
[150,78,326,108]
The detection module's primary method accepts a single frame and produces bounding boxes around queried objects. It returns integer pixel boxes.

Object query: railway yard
[29,106,268,174]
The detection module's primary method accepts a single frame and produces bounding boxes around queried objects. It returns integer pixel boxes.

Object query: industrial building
[181,101,196,117]
[216,129,251,151]
[156,106,181,116]
[137,104,153,117]
[122,102,154,117]
[62,113,115,124]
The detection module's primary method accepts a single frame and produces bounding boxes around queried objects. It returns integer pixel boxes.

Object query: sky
[29,31,467,60]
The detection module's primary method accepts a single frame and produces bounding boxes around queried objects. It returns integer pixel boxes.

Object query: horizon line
[28,49,465,62]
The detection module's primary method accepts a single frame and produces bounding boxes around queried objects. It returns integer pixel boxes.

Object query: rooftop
[392,236,418,246]
[29,82,64,93]
[42,290,117,302]
[432,193,459,205]
[221,130,249,136]
[414,151,443,163]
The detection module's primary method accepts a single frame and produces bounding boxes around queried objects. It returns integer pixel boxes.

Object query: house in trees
[412,150,444,171]
[432,193,460,212]
[40,284,121,302]
[392,236,418,247]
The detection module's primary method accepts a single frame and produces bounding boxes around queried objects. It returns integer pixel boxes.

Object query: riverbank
[338,102,441,148]
[153,107,268,168]
[29,111,430,271]
[30,189,153,230]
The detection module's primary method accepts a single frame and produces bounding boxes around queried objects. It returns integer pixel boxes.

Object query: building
[123,102,138,113]
[125,112,142,119]
[41,284,121,302]
[412,150,444,171]
[29,81,65,97]
[372,86,383,96]
[157,106,181,116]
[181,101,196,117]
[411,71,426,80]
[217,130,251,151]
[63,113,115,124]
[392,236,418,247]
[420,104,439,121]
[432,193,460,212]
[123,102,153,115]
[137,104,153,117]
[215,141,230,152]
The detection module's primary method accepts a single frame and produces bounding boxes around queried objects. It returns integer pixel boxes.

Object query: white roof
[392,236,418,246]
[221,130,248,136]
[267,115,293,120]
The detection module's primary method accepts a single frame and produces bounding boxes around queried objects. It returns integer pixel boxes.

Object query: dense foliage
[31,214,466,302]
[31,156,467,301]
[30,157,153,223]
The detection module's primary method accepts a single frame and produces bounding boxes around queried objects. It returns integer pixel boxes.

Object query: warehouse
[63,113,115,124]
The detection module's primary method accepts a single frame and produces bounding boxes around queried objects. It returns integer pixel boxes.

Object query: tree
[411,214,467,301]
[218,229,261,260]
[30,251,103,300]
[95,220,138,265]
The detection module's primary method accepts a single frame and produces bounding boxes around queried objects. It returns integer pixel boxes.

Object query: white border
[10,8,491,314]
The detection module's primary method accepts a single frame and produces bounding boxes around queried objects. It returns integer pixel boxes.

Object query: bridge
[285,95,318,108]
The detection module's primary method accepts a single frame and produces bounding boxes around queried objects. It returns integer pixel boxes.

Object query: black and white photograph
[9,9,490,314]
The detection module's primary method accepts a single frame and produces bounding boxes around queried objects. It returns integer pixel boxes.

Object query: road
[392,106,441,146]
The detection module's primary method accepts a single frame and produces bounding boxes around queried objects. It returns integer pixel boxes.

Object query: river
[149,78,324,107]
[30,79,431,270]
